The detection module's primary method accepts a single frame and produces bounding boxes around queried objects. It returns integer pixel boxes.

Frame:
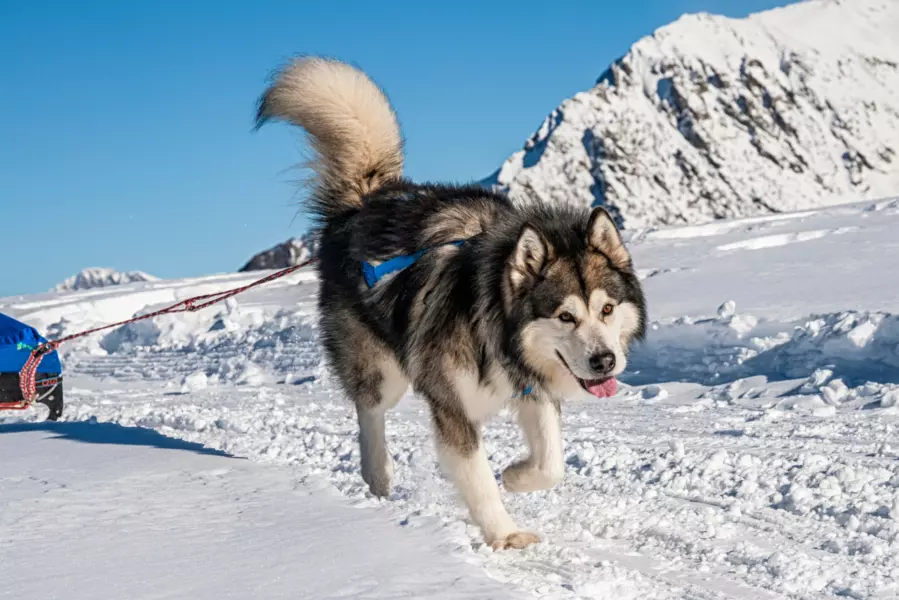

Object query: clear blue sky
[0,0,792,297]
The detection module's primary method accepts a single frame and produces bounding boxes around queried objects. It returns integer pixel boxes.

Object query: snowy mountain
[53,267,158,292]
[487,0,899,227]
[239,233,318,272]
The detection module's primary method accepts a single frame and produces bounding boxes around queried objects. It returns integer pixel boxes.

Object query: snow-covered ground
[1,424,516,600]
[3,197,899,599]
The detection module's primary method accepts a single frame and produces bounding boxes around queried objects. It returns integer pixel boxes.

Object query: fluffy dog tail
[256,57,404,220]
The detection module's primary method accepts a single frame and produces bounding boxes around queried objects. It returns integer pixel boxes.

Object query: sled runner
[0,312,64,420]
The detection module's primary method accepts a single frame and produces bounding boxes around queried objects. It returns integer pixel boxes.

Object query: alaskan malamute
[257,57,647,549]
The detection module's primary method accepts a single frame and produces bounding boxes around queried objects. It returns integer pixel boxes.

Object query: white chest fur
[452,366,519,424]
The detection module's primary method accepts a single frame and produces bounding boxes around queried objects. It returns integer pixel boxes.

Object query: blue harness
[360,240,532,397]
[361,240,465,288]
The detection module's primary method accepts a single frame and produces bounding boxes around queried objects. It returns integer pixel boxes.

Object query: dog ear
[587,207,630,270]
[509,225,550,289]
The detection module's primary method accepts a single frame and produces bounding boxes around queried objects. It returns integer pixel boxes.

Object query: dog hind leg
[356,355,407,497]
[321,311,408,497]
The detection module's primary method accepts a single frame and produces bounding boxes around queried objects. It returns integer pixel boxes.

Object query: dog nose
[589,351,616,374]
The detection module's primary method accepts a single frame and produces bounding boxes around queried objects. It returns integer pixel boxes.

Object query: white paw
[489,531,541,550]
[362,456,394,498]
[502,461,562,493]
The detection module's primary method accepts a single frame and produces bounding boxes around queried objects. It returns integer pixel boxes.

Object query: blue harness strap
[512,385,533,398]
[362,240,465,288]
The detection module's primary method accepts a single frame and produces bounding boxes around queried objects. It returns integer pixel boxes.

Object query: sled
[0,312,64,421]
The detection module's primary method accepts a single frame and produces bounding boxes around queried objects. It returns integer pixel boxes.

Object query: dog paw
[365,477,392,498]
[489,531,541,551]
[502,461,562,493]
[361,459,394,498]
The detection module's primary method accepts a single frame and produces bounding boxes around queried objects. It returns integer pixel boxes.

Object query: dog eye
[602,303,615,316]
[557,311,576,324]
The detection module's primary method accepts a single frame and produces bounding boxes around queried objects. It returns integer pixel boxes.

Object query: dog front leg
[502,399,565,493]
[432,407,539,550]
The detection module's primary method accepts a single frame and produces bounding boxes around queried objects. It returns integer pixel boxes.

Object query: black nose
[589,351,616,374]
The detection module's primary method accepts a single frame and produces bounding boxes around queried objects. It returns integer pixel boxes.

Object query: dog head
[503,206,646,398]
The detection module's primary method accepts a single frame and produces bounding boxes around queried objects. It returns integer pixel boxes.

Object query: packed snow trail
[3,199,899,599]
[1,423,519,600]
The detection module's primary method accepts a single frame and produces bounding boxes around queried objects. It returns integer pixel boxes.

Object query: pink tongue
[586,377,617,398]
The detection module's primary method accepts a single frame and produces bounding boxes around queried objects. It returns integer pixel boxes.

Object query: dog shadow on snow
[0,420,233,458]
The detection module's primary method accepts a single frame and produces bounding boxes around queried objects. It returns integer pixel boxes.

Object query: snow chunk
[642,385,669,400]
[181,372,209,394]
[717,300,737,320]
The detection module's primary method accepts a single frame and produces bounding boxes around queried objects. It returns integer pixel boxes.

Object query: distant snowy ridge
[488,0,899,227]
[53,267,158,292]
[239,233,318,272]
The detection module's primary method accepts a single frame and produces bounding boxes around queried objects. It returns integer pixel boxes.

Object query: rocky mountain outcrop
[239,233,319,272]
[487,0,899,227]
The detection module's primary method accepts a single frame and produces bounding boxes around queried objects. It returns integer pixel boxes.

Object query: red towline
[0,258,317,412]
